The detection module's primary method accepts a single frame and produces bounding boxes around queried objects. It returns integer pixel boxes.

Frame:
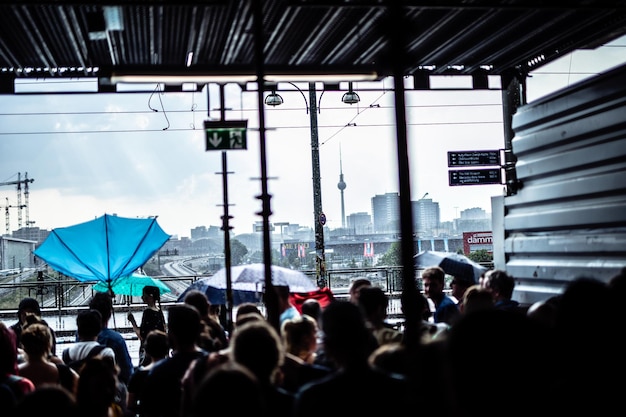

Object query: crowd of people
[2,265,626,417]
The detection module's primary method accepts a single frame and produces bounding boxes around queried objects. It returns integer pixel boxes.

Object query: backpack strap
[86,344,107,359]
[62,348,71,364]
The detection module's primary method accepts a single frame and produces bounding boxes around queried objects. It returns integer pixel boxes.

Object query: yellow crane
[0,172,34,234]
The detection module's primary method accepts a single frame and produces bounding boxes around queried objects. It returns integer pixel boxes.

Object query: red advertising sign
[463,231,493,254]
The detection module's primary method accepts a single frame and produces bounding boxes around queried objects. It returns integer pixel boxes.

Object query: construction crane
[0,172,34,232]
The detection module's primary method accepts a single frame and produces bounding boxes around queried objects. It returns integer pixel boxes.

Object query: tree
[467,249,493,263]
[229,239,248,265]
[377,242,402,266]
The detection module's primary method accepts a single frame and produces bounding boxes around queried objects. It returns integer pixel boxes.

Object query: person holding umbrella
[128,285,166,367]
[450,274,476,312]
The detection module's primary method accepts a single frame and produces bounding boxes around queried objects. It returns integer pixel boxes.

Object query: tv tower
[337,145,347,228]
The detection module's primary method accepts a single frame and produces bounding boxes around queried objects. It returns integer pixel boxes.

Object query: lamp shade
[265,92,284,106]
[342,90,360,104]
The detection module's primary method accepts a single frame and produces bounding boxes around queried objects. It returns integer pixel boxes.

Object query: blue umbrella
[92,273,171,297]
[414,250,487,283]
[33,214,171,291]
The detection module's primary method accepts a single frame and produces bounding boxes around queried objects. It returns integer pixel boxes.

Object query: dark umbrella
[414,250,487,283]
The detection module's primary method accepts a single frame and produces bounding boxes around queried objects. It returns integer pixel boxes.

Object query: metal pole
[215,83,234,333]
[252,0,279,331]
[309,82,327,288]
[220,151,234,333]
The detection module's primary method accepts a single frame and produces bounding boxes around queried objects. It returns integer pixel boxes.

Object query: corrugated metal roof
[1,1,625,87]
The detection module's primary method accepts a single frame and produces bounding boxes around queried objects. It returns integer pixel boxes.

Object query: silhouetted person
[128,285,166,367]
[126,330,170,417]
[481,269,521,313]
[11,297,57,359]
[294,301,412,416]
[1,322,35,417]
[552,276,624,415]
[422,266,461,326]
[347,278,371,304]
[140,304,206,417]
[447,309,553,417]
[89,291,134,384]
[183,289,228,352]
[230,320,294,417]
[358,286,403,346]
[189,362,266,417]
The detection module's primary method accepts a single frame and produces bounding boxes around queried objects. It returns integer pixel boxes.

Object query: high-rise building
[456,207,491,233]
[371,192,400,233]
[346,212,372,235]
[412,198,440,236]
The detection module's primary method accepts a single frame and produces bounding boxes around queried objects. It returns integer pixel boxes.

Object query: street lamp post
[307,83,327,288]
[265,82,327,287]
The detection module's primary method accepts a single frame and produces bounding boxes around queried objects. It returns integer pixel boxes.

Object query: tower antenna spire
[337,144,347,228]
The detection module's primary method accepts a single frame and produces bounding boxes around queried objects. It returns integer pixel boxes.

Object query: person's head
[75,357,118,416]
[235,312,265,328]
[320,300,375,368]
[20,323,53,360]
[143,329,170,361]
[15,385,78,417]
[348,278,372,303]
[608,267,626,300]
[281,314,318,356]
[22,312,47,329]
[422,266,446,299]
[142,285,162,306]
[0,322,19,374]
[236,302,263,321]
[526,297,560,329]
[190,362,265,417]
[167,304,201,351]
[183,290,210,317]
[76,309,103,341]
[482,269,515,301]
[368,342,409,376]
[230,320,284,383]
[301,298,321,321]
[450,275,474,302]
[88,292,113,324]
[461,284,494,315]
[17,297,41,323]
[357,286,389,324]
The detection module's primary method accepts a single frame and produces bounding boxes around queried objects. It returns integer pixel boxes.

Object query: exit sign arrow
[208,132,222,148]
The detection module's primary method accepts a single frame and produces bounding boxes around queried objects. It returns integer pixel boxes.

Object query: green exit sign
[204,120,248,151]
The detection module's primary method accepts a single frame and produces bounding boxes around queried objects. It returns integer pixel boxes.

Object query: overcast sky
[1,35,625,239]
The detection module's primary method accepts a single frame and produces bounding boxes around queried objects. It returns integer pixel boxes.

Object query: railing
[0,266,411,317]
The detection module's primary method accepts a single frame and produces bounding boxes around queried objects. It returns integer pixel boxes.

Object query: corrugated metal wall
[502,63,626,306]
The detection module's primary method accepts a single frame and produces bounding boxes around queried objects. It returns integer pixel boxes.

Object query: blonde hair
[281,314,318,357]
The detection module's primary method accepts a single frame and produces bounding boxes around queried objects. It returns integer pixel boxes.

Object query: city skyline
[1,36,624,239]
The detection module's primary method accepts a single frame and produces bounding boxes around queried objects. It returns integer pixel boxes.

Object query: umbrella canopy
[92,273,171,297]
[414,250,487,283]
[33,214,171,287]
[177,263,318,305]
